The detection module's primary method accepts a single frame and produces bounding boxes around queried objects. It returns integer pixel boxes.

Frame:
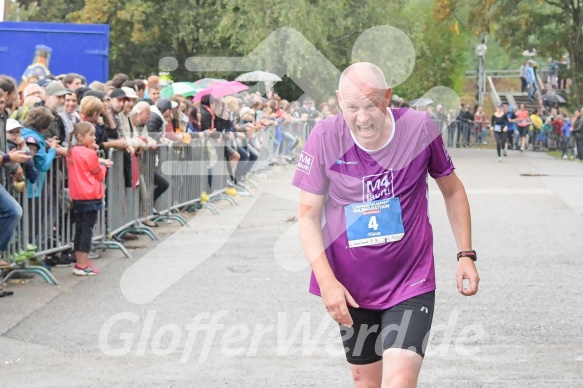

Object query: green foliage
[11,0,470,101]
[438,0,583,106]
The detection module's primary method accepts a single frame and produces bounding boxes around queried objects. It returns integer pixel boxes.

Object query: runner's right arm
[298,189,359,327]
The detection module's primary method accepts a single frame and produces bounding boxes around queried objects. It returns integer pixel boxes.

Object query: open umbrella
[160,82,203,98]
[193,81,249,102]
[410,98,433,107]
[235,71,282,82]
[541,93,566,104]
[193,78,227,89]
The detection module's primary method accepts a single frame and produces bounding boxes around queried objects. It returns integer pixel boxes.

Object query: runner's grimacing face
[338,83,391,148]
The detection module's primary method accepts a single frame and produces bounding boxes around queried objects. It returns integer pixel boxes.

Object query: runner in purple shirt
[293,62,479,387]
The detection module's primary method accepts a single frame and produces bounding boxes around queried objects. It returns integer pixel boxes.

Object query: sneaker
[503,150,507,157]
[60,252,77,265]
[73,263,99,276]
[88,250,101,260]
[498,157,502,162]
[44,255,73,268]
[563,155,568,159]
[225,187,238,197]
[0,257,12,269]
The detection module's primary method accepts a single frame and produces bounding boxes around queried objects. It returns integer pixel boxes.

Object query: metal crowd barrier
[1,130,287,286]
[154,143,190,223]
[250,125,277,174]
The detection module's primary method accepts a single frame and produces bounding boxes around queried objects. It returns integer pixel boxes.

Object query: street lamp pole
[475,34,488,107]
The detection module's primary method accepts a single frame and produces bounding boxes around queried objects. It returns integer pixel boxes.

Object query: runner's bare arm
[298,189,359,326]
[435,171,479,296]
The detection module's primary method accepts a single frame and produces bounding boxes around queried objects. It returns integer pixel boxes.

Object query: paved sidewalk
[1,149,582,387]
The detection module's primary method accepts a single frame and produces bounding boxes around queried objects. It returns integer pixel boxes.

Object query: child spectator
[5,119,37,184]
[67,122,113,276]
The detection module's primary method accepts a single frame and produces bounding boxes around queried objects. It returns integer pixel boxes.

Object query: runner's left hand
[456,257,479,296]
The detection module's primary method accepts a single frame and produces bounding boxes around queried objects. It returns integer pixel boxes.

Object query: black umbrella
[541,93,566,104]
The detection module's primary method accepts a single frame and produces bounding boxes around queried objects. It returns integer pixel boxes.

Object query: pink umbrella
[193,81,248,102]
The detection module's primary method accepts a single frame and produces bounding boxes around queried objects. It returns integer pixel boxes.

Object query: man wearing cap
[146,98,178,141]
[43,80,72,142]
[108,88,128,133]
[121,87,140,134]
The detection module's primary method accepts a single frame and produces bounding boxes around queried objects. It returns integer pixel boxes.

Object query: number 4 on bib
[368,216,379,231]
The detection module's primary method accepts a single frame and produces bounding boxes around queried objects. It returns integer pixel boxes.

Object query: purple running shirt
[292,108,454,310]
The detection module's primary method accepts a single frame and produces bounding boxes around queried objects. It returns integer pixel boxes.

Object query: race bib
[344,198,405,248]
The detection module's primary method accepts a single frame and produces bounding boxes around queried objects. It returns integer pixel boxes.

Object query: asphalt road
[1,148,582,387]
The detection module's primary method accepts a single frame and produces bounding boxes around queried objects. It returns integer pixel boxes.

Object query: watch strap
[457,250,477,261]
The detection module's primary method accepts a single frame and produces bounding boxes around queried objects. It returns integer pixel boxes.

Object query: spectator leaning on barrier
[58,92,80,147]
[147,98,177,141]
[144,99,173,203]
[0,147,31,293]
[107,88,139,193]
[43,81,72,142]
[5,119,37,184]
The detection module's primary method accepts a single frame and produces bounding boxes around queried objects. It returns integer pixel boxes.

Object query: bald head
[336,62,393,150]
[23,83,45,99]
[135,101,151,113]
[338,62,387,95]
[134,100,151,124]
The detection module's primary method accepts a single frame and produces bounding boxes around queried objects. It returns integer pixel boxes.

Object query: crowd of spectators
[0,72,340,291]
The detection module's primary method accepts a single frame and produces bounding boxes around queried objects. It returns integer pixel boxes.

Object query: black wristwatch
[457,250,477,261]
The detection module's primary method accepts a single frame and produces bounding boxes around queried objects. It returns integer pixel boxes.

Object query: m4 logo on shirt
[362,171,394,202]
[296,151,314,175]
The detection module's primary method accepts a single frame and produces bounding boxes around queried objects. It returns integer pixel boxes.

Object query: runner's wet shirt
[292,108,454,309]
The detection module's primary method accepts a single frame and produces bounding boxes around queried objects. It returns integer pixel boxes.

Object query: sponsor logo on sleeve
[296,151,314,175]
[442,143,452,163]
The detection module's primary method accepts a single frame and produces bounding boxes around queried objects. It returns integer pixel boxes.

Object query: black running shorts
[339,291,435,365]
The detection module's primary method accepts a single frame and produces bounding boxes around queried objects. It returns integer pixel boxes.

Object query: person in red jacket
[67,122,113,276]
